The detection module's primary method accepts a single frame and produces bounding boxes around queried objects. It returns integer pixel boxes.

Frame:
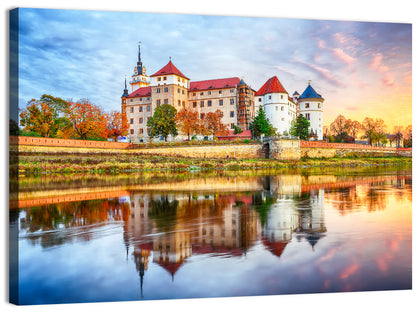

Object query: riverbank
[13,153,412,175]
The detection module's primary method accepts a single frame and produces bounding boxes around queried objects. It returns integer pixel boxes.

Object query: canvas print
[9,7,412,306]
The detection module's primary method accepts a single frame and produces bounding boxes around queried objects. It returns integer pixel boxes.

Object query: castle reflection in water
[125,175,326,293]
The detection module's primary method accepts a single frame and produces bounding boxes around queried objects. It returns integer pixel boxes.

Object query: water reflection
[13,170,412,304]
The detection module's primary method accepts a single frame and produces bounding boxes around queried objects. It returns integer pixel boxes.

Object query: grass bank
[13,152,412,175]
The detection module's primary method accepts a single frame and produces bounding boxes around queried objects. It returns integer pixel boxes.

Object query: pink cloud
[339,263,359,279]
[318,40,326,49]
[370,53,389,72]
[333,48,356,65]
[383,74,395,87]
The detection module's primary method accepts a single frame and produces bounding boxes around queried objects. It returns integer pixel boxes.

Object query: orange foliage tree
[106,110,128,141]
[202,109,229,137]
[19,95,71,138]
[175,108,202,140]
[68,99,107,140]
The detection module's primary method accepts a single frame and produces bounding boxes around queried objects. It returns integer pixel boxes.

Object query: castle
[121,45,324,142]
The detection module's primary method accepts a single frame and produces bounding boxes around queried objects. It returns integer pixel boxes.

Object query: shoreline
[13,154,412,176]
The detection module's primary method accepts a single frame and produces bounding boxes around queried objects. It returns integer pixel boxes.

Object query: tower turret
[130,43,150,92]
[297,81,324,140]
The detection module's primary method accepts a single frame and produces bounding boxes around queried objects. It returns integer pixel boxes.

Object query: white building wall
[298,99,323,140]
[150,74,189,89]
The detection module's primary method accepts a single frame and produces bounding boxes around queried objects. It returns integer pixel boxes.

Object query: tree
[201,109,228,137]
[68,99,107,140]
[404,125,412,147]
[233,124,243,135]
[361,117,377,145]
[330,115,350,142]
[391,126,404,147]
[374,119,387,146]
[19,95,71,138]
[147,104,178,141]
[175,108,201,140]
[290,114,310,140]
[106,110,128,141]
[250,106,275,138]
[347,119,362,142]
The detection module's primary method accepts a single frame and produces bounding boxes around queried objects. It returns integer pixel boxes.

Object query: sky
[14,7,412,131]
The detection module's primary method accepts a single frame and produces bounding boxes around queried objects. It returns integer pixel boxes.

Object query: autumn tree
[68,99,107,140]
[201,109,228,137]
[347,119,362,142]
[147,104,178,141]
[290,114,310,140]
[19,95,71,138]
[250,106,275,138]
[106,110,128,141]
[175,108,201,140]
[330,115,350,142]
[403,125,412,147]
[361,117,387,146]
[390,126,404,147]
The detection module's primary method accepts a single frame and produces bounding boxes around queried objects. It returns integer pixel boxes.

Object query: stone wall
[262,138,301,160]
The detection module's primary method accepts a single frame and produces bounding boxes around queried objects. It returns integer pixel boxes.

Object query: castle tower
[130,43,150,92]
[237,78,255,130]
[149,59,189,133]
[121,77,129,117]
[254,76,297,135]
[297,82,324,140]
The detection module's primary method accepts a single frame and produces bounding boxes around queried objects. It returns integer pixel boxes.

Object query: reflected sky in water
[13,171,412,304]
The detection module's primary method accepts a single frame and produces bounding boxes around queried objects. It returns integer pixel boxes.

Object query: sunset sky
[16,7,412,131]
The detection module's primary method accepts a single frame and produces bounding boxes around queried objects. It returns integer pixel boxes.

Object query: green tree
[250,106,275,138]
[290,114,310,140]
[233,124,243,135]
[147,104,178,141]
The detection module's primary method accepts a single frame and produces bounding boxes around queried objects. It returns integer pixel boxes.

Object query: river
[10,166,412,305]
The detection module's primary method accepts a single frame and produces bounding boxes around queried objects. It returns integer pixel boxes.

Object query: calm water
[12,169,412,304]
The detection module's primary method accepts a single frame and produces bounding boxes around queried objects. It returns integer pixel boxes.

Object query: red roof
[262,238,289,258]
[127,86,151,98]
[189,77,240,91]
[150,60,189,79]
[255,76,288,96]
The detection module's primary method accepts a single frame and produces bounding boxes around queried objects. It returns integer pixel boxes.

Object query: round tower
[297,82,324,140]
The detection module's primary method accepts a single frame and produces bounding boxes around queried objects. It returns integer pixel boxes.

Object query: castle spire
[122,76,129,97]
[137,42,143,75]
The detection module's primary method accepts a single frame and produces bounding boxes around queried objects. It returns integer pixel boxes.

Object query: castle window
[231,123,234,129]
[164,87,168,92]
[182,90,185,94]
[139,118,143,124]
[281,106,284,111]
[230,111,234,118]
[305,113,310,120]
[318,103,321,108]
[130,129,134,134]
[139,98,142,101]
[200,113,205,119]
[156,99,161,106]
[147,105,151,112]
[230,99,234,105]
[130,107,134,113]
[200,92,204,95]
[193,93,196,96]
[219,90,222,94]
[157,88,161,93]
[281,95,283,99]
[163,76,167,81]
[230,89,234,93]
[178,89,180,93]
[122,108,125,113]
[178,100,181,106]
[200,101,204,107]
[139,106,143,112]
[130,118,134,124]
[158,77,161,81]
[305,103,310,108]
[139,129,143,134]
[208,100,212,107]
[208,91,211,95]
[130,99,133,102]
[259,98,262,102]
[164,99,168,104]
[178,77,181,82]
[193,102,197,108]
[219,99,223,106]
[182,101,185,107]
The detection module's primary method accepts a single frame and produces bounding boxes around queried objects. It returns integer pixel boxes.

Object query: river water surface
[11,167,412,304]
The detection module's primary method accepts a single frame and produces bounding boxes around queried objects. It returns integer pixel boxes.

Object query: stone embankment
[10,136,412,159]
